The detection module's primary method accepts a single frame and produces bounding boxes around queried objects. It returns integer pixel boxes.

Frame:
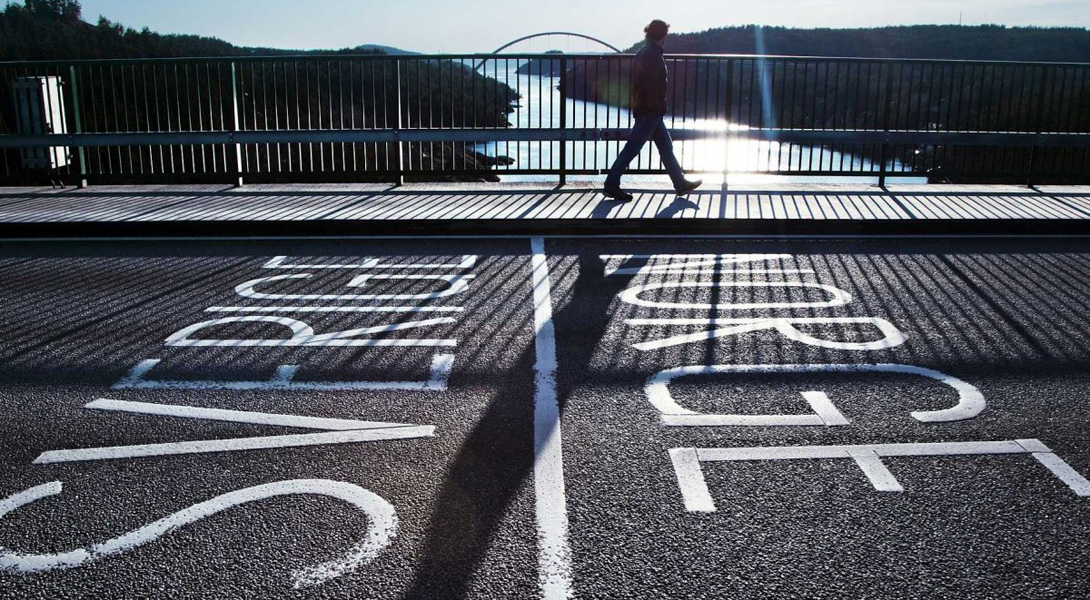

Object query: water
[474,60,923,185]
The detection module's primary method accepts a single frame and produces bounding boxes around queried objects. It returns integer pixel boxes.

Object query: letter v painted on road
[33,399,434,464]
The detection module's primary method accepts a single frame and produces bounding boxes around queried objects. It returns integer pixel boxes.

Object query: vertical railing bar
[327,59,334,173]
[562,54,571,185]
[184,63,196,174]
[722,58,734,190]
[125,64,141,175]
[276,61,287,174]
[238,61,250,175]
[350,59,358,173]
[426,58,433,171]
[67,65,88,187]
[195,62,207,175]
[777,61,788,172]
[594,57,601,172]
[161,65,173,176]
[140,64,152,175]
[540,56,546,170]
[305,60,314,173]
[97,65,111,175]
[878,62,894,186]
[229,61,243,186]
[1028,65,1051,185]
[395,57,405,184]
[261,62,270,174]
[581,57,588,171]
[338,59,346,173]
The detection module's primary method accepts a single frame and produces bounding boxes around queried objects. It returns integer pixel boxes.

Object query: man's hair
[644,19,670,42]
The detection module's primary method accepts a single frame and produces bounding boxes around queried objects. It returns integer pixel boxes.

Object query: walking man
[603,19,702,202]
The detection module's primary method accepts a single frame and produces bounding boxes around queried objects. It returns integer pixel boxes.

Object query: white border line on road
[529,236,573,600]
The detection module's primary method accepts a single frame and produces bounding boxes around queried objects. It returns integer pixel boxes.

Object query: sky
[75,0,1090,53]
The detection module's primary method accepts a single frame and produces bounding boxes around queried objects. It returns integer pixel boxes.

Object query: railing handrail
[0,53,1088,69]
[1,50,1087,185]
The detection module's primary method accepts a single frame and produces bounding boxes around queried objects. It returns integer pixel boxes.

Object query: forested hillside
[0,0,517,182]
[643,24,1090,62]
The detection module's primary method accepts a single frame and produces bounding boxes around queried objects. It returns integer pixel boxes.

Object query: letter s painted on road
[0,479,397,589]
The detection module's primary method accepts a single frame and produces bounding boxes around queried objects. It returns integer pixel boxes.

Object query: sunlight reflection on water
[473,62,922,185]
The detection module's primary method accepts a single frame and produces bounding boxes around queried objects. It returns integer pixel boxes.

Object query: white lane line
[85,399,413,431]
[529,236,573,600]
[33,426,435,464]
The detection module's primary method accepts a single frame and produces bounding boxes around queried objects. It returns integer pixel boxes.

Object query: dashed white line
[529,236,573,600]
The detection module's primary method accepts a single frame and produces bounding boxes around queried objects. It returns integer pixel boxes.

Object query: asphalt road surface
[0,235,1088,599]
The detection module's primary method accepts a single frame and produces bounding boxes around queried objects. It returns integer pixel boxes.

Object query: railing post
[721,59,734,193]
[1027,65,1050,187]
[878,61,894,188]
[229,61,244,187]
[558,55,568,187]
[67,65,88,188]
[394,58,405,187]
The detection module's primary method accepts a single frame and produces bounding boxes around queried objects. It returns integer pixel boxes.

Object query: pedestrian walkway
[1,182,1088,237]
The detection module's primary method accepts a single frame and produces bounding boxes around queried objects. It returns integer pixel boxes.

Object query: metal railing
[0,53,1087,186]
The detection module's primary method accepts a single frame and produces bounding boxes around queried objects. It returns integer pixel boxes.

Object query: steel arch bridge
[472,31,622,71]
[490,31,623,54]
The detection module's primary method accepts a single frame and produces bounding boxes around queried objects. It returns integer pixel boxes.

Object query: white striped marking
[530,236,573,599]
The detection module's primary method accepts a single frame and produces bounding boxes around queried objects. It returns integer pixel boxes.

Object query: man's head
[644,19,670,44]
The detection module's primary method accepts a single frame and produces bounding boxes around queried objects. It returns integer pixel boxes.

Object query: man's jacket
[630,41,668,117]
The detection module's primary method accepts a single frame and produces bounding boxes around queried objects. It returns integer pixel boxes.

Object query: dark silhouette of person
[603,20,702,202]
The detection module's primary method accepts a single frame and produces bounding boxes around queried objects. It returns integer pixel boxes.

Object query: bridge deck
[0,182,1087,237]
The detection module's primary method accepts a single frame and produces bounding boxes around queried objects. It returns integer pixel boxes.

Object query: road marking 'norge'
[530,236,574,600]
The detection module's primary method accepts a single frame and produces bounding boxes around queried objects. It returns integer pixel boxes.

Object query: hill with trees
[635,24,1090,62]
[0,0,517,183]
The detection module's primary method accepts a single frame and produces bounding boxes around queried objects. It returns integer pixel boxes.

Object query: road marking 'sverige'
[530,236,574,600]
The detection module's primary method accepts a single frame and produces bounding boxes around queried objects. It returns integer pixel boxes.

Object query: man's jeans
[605,114,686,190]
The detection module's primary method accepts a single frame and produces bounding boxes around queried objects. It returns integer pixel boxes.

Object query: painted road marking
[164,316,458,348]
[263,255,478,270]
[670,440,1090,512]
[530,236,573,600]
[619,281,854,311]
[235,273,475,301]
[0,479,396,589]
[645,364,986,426]
[205,306,463,313]
[84,399,415,431]
[113,354,454,391]
[34,400,434,464]
[627,317,907,352]
[601,253,811,277]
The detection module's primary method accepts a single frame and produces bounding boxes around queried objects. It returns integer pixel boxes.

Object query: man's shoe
[603,188,634,202]
[675,179,703,196]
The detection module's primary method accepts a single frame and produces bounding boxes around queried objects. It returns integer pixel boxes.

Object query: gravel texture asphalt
[0,236,1087,599]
